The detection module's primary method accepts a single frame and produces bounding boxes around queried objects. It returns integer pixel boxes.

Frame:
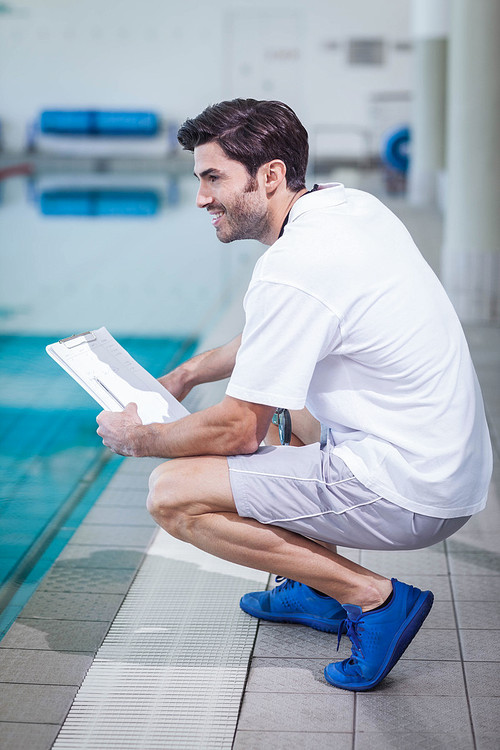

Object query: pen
[94,377,125,410]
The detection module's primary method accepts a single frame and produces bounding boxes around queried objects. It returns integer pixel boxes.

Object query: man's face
[193,141,269,243]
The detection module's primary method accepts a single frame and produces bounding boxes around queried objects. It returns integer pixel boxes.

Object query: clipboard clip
[59,331,97,349]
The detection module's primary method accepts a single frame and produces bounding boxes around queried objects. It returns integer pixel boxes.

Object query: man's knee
[147,460,190,538]
[147,455,236,539]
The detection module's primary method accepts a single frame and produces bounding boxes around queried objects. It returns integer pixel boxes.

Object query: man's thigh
[264,407,321,447]
[227,442,468,550]
[149,455,237,515]
[227,440,367,545]
[290,408,321,445]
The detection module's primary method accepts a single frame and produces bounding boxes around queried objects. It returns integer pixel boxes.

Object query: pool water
[0,333,196,638]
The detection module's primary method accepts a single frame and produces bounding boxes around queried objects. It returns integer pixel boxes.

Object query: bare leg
[147,456,392,611]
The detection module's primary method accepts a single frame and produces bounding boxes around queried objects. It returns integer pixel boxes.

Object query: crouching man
[97,98,492,691]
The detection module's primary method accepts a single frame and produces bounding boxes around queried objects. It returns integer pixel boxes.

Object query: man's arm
[96,395,275,458]
[159,334,242,402]
[96,333,274,458]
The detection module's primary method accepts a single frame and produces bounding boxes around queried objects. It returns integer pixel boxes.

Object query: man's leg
[148,450,435,692]
[263,408,338,555]
[147,455,392,610]
[264,406,321,448]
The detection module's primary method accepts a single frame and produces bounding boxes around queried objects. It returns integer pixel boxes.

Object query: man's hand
[158,370,192,402]
[96,403,145,456]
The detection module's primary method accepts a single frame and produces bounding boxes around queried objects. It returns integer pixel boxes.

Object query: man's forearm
[135,407,246,458]
[161,334,242,400]
[97,396,275,458]
[184,334,241,385]
[131,395,273,459]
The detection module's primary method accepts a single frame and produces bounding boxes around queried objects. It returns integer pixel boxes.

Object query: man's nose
[196,184,213,209]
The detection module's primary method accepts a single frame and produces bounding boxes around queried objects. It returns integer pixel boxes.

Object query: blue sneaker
[324,578,434,691]
[240,577,346,633]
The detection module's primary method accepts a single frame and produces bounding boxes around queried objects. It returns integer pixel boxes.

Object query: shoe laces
[274,576,296,591]
[337,616,365,660]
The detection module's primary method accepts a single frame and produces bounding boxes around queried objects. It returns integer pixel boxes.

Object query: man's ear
[262,160,287,194]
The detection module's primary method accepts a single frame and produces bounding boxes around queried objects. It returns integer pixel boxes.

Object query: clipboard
[46,327,189,425]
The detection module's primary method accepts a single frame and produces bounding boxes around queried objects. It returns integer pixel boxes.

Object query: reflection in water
[40,189,161,217]
[29,173,180,217]
[1,172,262,337]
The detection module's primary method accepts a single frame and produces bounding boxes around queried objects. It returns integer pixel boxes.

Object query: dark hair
[177,98,308,192]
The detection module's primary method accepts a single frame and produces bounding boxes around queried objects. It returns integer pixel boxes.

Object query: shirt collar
[288,182,346,222]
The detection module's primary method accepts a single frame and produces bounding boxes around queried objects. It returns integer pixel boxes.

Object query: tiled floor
[0,197,499,749]
[233,505,500,748]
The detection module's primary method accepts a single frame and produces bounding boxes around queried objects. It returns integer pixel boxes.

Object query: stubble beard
[216,176,270,244]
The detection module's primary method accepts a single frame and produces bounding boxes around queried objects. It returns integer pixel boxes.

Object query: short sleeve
[226,281,341,409]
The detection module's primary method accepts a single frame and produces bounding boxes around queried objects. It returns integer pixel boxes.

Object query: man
[97,98,492,691]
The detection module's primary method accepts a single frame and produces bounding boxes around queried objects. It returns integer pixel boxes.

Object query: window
[348,38,385,66]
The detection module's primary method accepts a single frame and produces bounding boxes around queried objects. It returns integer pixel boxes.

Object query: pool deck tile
[233,732,353,750]
[20,590,125,621]
[0,649,94,685]
[0,683,79,724]
[67,522,156,547]
[38,564,138,595]
[0,722,60,750]
[0,617,112,652]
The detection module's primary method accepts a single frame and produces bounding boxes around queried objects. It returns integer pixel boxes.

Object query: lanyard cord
[278,183,319,239]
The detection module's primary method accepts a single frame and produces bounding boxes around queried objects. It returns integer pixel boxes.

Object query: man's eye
[209,175,218,182]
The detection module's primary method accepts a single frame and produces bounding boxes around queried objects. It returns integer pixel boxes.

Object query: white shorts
[227,436,469,551]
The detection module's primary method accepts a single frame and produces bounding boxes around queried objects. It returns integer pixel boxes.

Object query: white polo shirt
[226,183,492,519]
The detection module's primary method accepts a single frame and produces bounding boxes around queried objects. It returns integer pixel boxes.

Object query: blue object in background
[40,189,160,216]
[40,110,160,137]
[382,126,410,173]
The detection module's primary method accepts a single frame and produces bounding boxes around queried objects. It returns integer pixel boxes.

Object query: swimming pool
[0,170,261,638]
[0,332,198,637]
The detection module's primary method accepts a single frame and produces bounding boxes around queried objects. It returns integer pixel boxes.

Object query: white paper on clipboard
[46,327,190,425]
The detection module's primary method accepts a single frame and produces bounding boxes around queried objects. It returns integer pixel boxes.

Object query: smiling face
[193,141,270,244]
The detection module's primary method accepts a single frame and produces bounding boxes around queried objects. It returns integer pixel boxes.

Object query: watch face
[273,408,291,446]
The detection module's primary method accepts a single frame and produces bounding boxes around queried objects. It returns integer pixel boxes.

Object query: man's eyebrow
[194,168,225,180]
